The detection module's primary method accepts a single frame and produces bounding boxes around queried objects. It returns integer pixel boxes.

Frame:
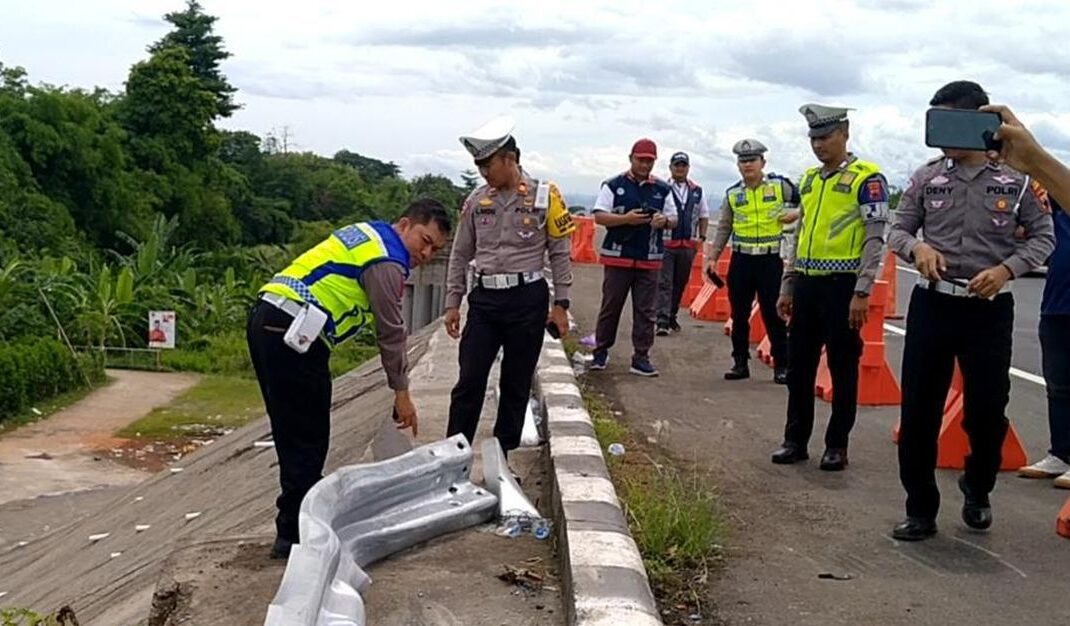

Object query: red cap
[630,138,657,159]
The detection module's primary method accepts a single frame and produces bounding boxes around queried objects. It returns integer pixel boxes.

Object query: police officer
[707,139,798,383]
[590,138,677,377]
[444,116,574,455]
[248,199,452,558]
[656,151,709,335]
[888,82,1054,541]
[772,104,890,471]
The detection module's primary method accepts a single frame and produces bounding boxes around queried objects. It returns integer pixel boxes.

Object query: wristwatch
[554,299,570,310]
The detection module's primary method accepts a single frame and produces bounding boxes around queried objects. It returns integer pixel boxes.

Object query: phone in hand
[545,319,561,339]
[925,108,1002,152]
[706,267,725,288]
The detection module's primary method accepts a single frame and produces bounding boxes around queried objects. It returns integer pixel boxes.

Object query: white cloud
[2,0,1069,200]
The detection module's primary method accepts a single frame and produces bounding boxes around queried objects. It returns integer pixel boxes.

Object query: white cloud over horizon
[3,0,1069,204]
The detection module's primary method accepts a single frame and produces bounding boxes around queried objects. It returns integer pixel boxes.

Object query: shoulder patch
[1031,179,1053,214]
[334,224,370,249]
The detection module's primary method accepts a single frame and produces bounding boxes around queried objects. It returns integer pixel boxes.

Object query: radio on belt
[283,303,328,353]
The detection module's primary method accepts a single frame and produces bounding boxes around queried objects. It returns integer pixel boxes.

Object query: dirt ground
[569,264,1070,626]
[0,370,200,506]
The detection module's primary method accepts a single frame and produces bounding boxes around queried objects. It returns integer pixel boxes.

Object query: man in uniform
[656,151,709,336]
[444,116,574,456]
[590,138,677,377]
[707,139,798,383]
[888,82,1054,541]
[248,199,452,558]
[772,104,890,471]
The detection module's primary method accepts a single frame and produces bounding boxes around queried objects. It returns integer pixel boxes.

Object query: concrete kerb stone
[534,336,662,625]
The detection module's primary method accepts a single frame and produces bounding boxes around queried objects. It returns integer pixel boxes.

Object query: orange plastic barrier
[891,363,1029,471]
[681,251,705,307]
[570,216,598,264]
[814,280,901,406]
[880,250,903,320]
[724,302,765,343]
[1058,497,1070,539]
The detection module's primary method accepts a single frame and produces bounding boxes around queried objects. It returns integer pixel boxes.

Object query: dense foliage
[0,1,469,419]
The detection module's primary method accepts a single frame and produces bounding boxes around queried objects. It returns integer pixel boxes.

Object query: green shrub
[0,337,103,422]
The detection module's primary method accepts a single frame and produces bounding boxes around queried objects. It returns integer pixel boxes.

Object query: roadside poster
[148,311,176,349]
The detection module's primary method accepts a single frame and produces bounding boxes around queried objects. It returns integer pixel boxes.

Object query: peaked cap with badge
[732,138,768,158]
[799,103,853,138]
[459,115,516,160]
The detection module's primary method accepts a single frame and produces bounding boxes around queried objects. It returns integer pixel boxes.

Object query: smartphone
[706,268,725,288]
[925,108,1002,152]
[545,319,561,339]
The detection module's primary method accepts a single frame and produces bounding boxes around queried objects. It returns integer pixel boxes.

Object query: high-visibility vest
[726,175,791,248]
[795,159,881,274]
[259,221,410,347]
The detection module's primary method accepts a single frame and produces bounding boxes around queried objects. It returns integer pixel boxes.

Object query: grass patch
[0,377,110,435]
[0,606,77,625]
[578,380,724,614]
[117,375,264,439]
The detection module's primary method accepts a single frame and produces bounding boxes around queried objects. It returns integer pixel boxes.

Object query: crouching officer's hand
[393,390,418,436]
[444,307,461,339]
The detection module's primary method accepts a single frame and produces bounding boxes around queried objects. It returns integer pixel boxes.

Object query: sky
[3,0,1070,205]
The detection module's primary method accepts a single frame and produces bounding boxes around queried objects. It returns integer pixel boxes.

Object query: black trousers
[447,280,549,453]
[898,287,1014,519]
[246,301,333,544]
[727,252,788,364]
[784,274,863,449]
[657,246,696,326]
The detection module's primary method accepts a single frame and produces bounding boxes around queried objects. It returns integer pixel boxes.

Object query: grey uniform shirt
[445,172,573,308]
[709,175,799,262]
[781,156,889,296]
[359,262,409,391]
[889,158,1055,279]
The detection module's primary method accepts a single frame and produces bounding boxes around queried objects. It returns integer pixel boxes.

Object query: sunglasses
[737,157,761,164]
[474,154,496,169]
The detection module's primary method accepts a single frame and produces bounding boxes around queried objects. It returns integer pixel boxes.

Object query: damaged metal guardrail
[264,434,497,626]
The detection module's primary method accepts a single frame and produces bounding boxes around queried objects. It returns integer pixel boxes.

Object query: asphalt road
[569,261,1070,626]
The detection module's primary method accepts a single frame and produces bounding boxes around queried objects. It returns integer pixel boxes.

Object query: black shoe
[819,447,848,471]
[959,475,992,530]
[669,320,682,333]
[655,324,670,336]
[771,443,809,464]
[773,366,788,385]
[724,357,750,380]
[269,536,295,560]
[891,517,937,541]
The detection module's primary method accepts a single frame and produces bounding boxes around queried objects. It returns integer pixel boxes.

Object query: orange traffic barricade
[880,250,903,320]
[570,215,598,264]
[891,363,1029,471]
[814,280,901,406]
[681,250,705,307]
[1058,497,1070,539]
[724,302,765,343]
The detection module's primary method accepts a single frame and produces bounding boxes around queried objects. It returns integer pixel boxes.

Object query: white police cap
[459,115,516,160]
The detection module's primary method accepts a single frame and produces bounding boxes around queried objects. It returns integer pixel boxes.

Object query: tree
[149,0,238,118]
[333,149,400,182]
[460,169,480,193]
[410,173,466,213]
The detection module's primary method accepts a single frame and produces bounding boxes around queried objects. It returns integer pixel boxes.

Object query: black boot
[724,356,750,380]
[959,475,992,530]
[773,366,788,385]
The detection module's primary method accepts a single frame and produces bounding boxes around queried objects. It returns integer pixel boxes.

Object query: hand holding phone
[925,108,1002,152]
[706,267,725,288]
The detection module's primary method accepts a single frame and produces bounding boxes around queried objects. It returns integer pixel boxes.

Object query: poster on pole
[148,311,176,349]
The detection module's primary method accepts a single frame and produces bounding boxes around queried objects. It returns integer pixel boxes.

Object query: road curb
[535,334,663,626]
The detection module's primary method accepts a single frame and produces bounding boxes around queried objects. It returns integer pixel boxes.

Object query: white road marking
[882,322,1046,388]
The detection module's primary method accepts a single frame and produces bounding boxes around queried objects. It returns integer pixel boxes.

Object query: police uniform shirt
[362,263,410,391]
[445,170,573,308]
[709,175,799,261]
[781,154,890,296]
[889,158,1055,279]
